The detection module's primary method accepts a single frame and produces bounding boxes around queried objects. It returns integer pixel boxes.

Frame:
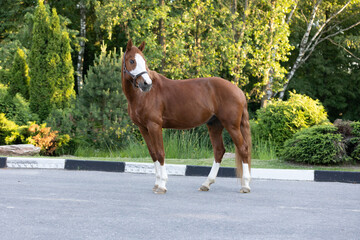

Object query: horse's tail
[235,105,252,178]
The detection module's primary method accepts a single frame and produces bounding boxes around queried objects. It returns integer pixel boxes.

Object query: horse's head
[123,39,152,92]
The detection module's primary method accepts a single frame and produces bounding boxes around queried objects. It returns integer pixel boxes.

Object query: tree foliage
[95,0,293,101]
[2,0,359,114]
[49,9,76,109]
[288,39,360,121]
[9,48,30,99]
[280,0,360,100]
[75,44,135,148]
[0,0,34,41]
[28,0,75,121]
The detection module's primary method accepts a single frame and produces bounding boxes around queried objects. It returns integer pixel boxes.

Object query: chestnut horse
[122,39,252,194]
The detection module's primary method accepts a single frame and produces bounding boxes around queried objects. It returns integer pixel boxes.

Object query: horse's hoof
[152,185,159,192]
[154,187,167,194]
[199,185,210,191]
[240,187,251,193]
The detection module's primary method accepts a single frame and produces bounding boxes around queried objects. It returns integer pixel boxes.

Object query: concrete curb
[0,157,359,183]
[65,159,125,172]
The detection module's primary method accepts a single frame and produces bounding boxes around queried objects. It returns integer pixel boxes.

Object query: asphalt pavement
[1,169,359,240]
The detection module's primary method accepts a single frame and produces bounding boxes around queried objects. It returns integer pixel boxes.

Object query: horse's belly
[162,111,213,129]
[162,119,207,129]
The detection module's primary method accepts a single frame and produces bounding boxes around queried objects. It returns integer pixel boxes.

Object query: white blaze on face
[130,53,152,85]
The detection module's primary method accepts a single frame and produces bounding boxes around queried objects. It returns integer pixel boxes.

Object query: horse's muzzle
[139,81,152,92]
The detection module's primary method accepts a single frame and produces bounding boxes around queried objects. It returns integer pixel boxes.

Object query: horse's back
[177,77,246,107]
[169,77,243,96]
[160,76,246,129]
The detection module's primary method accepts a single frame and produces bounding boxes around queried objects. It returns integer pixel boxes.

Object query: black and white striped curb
[0,157,359,183]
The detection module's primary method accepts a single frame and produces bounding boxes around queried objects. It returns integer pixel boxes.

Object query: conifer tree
[28,0,54,121]
[49,8,75,109]
[9,48,30,99]
[28,0,75,121]
[76,44,133,148]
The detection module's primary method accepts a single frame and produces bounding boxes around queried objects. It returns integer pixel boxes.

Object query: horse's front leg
[139,127,161,192]
[144,123,168,194]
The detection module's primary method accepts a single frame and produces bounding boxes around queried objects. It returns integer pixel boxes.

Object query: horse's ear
[126,39,133,52]
[138,41,145,52]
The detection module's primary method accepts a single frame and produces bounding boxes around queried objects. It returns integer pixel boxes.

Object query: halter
[123,52,148,89]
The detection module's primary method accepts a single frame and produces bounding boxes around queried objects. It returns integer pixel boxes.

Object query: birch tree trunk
[77,0,86,93]
[278,0,322,99]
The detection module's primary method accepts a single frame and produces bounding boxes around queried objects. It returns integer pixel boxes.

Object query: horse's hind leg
[199,118,225,191]
[224,124,251,193]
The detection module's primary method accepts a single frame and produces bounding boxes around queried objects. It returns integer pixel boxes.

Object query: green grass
[74,129,213,159]
[251,137,277,160]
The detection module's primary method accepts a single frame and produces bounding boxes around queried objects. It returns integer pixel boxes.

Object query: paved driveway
[1,169,359,240]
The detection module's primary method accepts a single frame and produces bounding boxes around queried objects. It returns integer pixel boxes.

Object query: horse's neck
[151,71,171,87]
[122,74,133,102]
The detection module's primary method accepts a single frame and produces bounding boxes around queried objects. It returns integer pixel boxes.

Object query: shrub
[46,108,75,136]
[351,122,360,162]
[54,134,73,155]
[281,125,346,164]
[27,123,71,156]
[352,144,360,162]
[0,114,70,156]
[351,121,360,137]
[0,83,38,125]
[256,92,328,148]
[0,113,21,145]
[45,108,78,155]
[334,120,360,163]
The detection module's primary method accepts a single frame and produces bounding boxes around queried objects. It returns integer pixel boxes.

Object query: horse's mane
[148,70,169,87]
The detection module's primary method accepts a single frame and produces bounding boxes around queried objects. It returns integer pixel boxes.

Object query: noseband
[123,52,148,89]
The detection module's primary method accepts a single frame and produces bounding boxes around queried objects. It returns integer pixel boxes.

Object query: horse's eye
[130,59,135,64]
